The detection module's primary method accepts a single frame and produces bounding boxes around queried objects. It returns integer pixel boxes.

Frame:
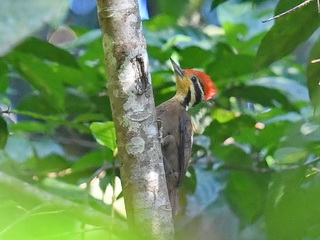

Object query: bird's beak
[170,58,184,78]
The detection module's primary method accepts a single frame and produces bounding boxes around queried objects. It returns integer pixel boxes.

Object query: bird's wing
[178,112,193,186]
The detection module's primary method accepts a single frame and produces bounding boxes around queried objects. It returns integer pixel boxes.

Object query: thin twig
[262,0,316,23]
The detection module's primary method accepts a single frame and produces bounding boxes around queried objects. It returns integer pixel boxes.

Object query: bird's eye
[191,76,197,83]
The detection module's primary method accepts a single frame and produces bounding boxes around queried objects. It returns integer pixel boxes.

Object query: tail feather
[169,188,179,216]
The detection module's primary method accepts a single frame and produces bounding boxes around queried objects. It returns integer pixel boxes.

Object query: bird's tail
[169,188,179,216]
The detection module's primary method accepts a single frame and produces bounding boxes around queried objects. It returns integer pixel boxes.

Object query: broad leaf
[0,117,8,149]
[211,0,228,10]
[179,46,214,69]
[11,121,51,133]
[266,169,320,240]
[207,54,255,82]
[224,172,269,223]
[224,85,299,111]
[72,149,113,172]
[90,122,117,151]
[307,38,320,113]
[0,0,69,56]
[8,53,65,112]
[274,147,307,164]
[0,59,8,93]
[15,37,79,68]
[256,0,320,69]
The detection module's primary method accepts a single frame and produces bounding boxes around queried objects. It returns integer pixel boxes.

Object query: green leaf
[224,85,299,111]
[144,14,176,31]
[30,154,70,174]
[0,59,8,93]
[90,122,117,151]
[211,108,236,123]
[250,76,309,102]
[255,0,320,69]
[206,114,256,147]
[274,147,307,164]
[224,172,269,223]
[72,149,113,172]
[211,0,228,10]
[145,25,214,51]
[15,37,79,68]
[213,144,253,166]
[41,178,112,214]
[9,53,65,112]
[207,54,255,81]
[0,0,69,56]
[222,22,266,55]
[307,38,320,113]
[157,0,187,18]
[65,89,95,115]
[11,121,50,133]
[255,121,290,153]
[179,46,214,69]
[265,169,320,240]
[0,117,8,149]
[180,166,197,196]
[18,93,60,115]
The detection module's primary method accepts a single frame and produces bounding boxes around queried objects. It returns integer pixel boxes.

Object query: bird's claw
[156,118,163,143]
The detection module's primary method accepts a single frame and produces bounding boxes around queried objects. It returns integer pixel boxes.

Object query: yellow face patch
[175,74,192,97]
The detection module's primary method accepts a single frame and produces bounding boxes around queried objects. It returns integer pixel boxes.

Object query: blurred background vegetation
[1,0,320,239]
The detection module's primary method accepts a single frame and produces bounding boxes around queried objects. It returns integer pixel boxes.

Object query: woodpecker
[156,59,217,215]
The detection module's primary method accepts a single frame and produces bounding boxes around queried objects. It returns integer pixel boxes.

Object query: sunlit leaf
[90,122,117,151]
[211,108,235,123]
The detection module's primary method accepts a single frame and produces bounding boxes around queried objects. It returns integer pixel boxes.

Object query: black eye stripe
[193,81,203,106]
[190,75,204,106]
[183,89,191,108]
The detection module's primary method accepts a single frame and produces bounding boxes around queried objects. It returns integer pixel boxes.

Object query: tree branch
[262,0,317,23]
[96,0,174,239]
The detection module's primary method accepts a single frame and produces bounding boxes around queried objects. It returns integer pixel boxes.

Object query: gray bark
[96,0,174,239]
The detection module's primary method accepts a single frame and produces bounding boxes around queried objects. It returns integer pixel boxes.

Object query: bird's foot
[156,118,163,143]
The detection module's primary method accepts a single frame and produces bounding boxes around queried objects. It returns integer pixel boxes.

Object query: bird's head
[170,58,217,109]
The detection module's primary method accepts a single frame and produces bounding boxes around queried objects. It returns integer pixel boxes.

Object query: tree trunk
[96,0,174,239]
